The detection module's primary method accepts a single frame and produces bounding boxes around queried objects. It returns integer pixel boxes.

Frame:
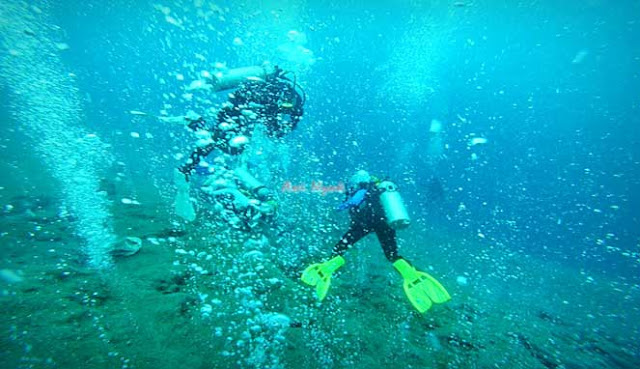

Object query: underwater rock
[259,313,291,332]
[153,228,187,239]
[537,310,568,326]
[426,332,443,352]
[110,237,142,257]
[586,343,638,368]
[0,269,24,284]
[5,195,53,215]
[445,333,479,351]
[508,332,560,369]
[98,178,117,197]
[180,295,199,316]
[155,272,190,294]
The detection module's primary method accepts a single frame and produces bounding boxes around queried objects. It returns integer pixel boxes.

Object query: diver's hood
[348,170,371,191]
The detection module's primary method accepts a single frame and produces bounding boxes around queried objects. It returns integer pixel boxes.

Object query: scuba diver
[198,166,278,231]
[174,64,305,222]
[301,170,451,313]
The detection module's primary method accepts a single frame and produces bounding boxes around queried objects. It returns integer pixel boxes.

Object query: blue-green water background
[1,1,640,367]
[30,0,638,274]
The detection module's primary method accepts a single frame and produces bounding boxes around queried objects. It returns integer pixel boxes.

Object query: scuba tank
[234,167,272,200]
[234,167,277,220]
[377,181,411,230]
[234,167,264,192]
[210,65,276,92]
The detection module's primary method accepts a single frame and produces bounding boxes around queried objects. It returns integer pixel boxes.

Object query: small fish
[129,110,148,116]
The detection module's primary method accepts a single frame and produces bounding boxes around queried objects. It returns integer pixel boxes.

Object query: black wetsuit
[332,182,402,262]
[179,75,304,178]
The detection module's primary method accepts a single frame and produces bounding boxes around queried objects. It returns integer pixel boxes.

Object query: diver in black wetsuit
[173,66,305,222]
[178,66,305,180]
[301,170,451,313]
[332,171,401,262]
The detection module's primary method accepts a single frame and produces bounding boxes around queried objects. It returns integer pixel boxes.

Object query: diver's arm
[157,115,188,125]
[158,111,206,130]
[178,143,216,180]
[336,189,367,211]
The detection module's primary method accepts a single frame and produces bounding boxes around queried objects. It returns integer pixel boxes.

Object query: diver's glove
[174,169,196,222]
[335,189,367,211]
[301,256,345,301]
[194,163,215,176]
[259,199,278,217]
[185,111,205,130]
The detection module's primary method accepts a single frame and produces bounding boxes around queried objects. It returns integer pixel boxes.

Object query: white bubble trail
[0,2,116,268]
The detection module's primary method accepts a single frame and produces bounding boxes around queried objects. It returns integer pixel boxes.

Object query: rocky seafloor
[1,191,639,369]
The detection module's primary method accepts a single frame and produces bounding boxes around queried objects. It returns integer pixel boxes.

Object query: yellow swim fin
[393,259,451,313]
[301,256,345,301]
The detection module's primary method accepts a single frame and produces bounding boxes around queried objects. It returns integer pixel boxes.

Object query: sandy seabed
[1,188,639,369]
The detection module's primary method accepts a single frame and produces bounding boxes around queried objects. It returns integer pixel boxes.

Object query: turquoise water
[1,1,639,368]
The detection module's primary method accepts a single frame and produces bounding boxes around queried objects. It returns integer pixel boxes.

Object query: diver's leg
[332,222,371,257]
[375,223,401,262]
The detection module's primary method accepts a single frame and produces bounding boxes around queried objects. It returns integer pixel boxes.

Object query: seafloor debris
[508,332,562,369]
[110,237,142,257]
